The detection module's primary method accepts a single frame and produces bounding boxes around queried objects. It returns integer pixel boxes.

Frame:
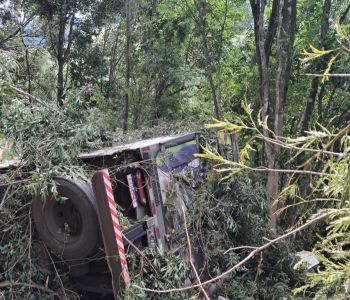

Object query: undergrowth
[122,168,305,300]
[187,171,304,299]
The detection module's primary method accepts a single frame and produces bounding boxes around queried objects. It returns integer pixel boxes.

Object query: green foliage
[187,171,302,299]
[200,103,350,299]
[0,51,16,107]
[1,94,111,197]
[125,247,192,300]
[291,133,350,299]
[0,199,74,299]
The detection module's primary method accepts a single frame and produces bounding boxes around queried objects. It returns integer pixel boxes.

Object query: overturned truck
[0,132,201,295]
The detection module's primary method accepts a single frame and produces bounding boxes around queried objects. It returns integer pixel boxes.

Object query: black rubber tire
[32,177,100,260]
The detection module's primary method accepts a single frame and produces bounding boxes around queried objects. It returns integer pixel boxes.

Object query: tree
[29,0,94,106]
[301,0,332,134]
[123,0,131,132]
[197,0,222,120]
[250,0,297,230]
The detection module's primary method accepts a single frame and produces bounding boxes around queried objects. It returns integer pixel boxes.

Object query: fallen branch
[10,85,62,114]
[257,134,342,157]
[0,281,58,296]
[224,245,257,254]
[218,164,340,177]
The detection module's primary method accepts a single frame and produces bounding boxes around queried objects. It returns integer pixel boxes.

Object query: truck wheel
[32,177,100,259]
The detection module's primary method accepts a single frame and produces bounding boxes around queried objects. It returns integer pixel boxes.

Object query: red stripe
[115,235,123,247]
[155,227,161,240]
[118,247,125,257]
[110,208,119,220]
[102,170,110,181]
[109,203,118,215]
[112,220,121,232]
[115,232,123,243]
[135,170,146,204]
[105,183,113,195]
[107,195,115,205]
[113,221,122,235]
[101,169,130,282]
[118,246,125,256]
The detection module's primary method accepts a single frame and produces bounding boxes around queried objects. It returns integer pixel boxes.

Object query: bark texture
[301,0,331,133]
[123,0,131,133]
[198,0,222,120]
[57,0,76,106]
[250,0,296,231]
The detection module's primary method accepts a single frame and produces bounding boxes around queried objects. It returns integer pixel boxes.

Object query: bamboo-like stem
[133,210,349,294]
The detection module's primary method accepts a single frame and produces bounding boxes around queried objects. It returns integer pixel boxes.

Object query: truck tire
[32,177,100,260]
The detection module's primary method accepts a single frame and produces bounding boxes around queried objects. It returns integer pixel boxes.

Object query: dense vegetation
[0,0,349,299]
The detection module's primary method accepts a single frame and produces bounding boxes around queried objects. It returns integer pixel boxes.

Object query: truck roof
[78,132,198,160]
[0,133,198,169]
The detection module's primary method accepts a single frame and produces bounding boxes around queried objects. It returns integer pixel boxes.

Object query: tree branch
[0,281,58,296]
[181,206,210,300]
[134,210,343,294]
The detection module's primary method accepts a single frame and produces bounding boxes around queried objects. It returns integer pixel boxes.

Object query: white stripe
[115,234,123,244]
[108,200,116,209]
[119,254,126,263]
[116,239,125,250]
[103,177,113,190]
[108,203,117,215]
[114,230,123,241]
[111,214,120,226]
[123,271,130,283]
[106,189,114,200]
[114,226,122,235]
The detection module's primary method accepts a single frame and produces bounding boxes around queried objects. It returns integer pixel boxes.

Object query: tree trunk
[198,0,222,120]
[133,85,142,129]
[270,0,297,229]
[20,22,32,104]
[265,0,280,67]
[250,0,276,230]
[340,4,350,24]
[301,0,331,133]
[100,29,110,93]
[57,0,66,107]
[317,84,325,124]
[107,30,121,99]
[123,0,131,133]
[250,0,269,122]
[152,80,166,126]
[250,0,296,231]
[56,0,75,107]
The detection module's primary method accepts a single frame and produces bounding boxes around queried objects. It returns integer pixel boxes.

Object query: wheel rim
[46,197,83,244]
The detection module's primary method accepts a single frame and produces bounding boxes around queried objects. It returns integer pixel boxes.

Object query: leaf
[300,45,335,62]
[321,55,338,84]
